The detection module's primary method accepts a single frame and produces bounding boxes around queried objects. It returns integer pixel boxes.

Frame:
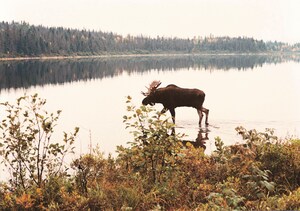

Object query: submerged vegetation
[0,94,299,210]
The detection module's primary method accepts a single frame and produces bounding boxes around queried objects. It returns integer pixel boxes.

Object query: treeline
[0,21,299,57]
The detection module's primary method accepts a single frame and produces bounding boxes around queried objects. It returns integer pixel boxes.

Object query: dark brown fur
[142,83,209,125]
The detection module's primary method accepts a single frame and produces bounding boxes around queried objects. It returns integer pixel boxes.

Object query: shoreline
[0,52,295,62]
[0,54,192,61]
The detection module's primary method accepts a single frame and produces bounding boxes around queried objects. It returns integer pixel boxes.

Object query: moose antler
[141,80,161,96]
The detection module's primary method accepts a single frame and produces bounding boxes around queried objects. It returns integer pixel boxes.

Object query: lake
[0,54,300,158]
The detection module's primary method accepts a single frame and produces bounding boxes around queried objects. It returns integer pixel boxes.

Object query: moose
[142,81,209,126]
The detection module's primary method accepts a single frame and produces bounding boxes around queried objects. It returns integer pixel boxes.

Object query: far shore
[0,54,189,61]
[0,52,295,62]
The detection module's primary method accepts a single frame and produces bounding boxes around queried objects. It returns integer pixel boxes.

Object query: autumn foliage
[0,95,299,210]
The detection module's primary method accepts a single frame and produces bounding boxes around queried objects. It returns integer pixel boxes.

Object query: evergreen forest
[1,21,299,57]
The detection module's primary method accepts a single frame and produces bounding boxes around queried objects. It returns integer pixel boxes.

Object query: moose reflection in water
[182,128,209,150]
[142,81,209,126]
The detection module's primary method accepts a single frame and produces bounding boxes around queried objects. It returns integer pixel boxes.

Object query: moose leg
[169,108,176,124]
[197,109,203,125]
[160,107,168,114]
[159,107,169,120]
[201,107,209,125]
[169,108,176,135]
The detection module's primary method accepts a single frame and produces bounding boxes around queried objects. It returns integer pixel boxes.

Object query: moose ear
[141,91,147,96]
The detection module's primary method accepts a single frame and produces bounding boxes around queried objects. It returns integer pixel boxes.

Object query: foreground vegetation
[0,94,299,210]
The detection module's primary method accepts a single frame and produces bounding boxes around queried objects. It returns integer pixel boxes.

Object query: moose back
[142,81,209,125]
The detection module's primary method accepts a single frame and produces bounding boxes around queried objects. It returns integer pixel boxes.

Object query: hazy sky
[1,0,300,44]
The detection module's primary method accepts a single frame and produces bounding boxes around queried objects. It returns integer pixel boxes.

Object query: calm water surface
[0,55,300,160]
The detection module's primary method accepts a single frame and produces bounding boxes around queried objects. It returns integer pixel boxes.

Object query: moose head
[141,80,162,106]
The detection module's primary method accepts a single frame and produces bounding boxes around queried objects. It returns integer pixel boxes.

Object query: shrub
[236,126,300,193]
[120,96,184,184]
[258,139,300,192]
[0,94,79,191]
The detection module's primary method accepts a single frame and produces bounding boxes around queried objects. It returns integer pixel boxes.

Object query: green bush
[0,94,79,192]
[120,96,184,184]
[258,140,300,193]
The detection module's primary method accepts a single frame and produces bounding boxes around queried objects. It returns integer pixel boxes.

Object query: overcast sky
[1,0,299,44]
